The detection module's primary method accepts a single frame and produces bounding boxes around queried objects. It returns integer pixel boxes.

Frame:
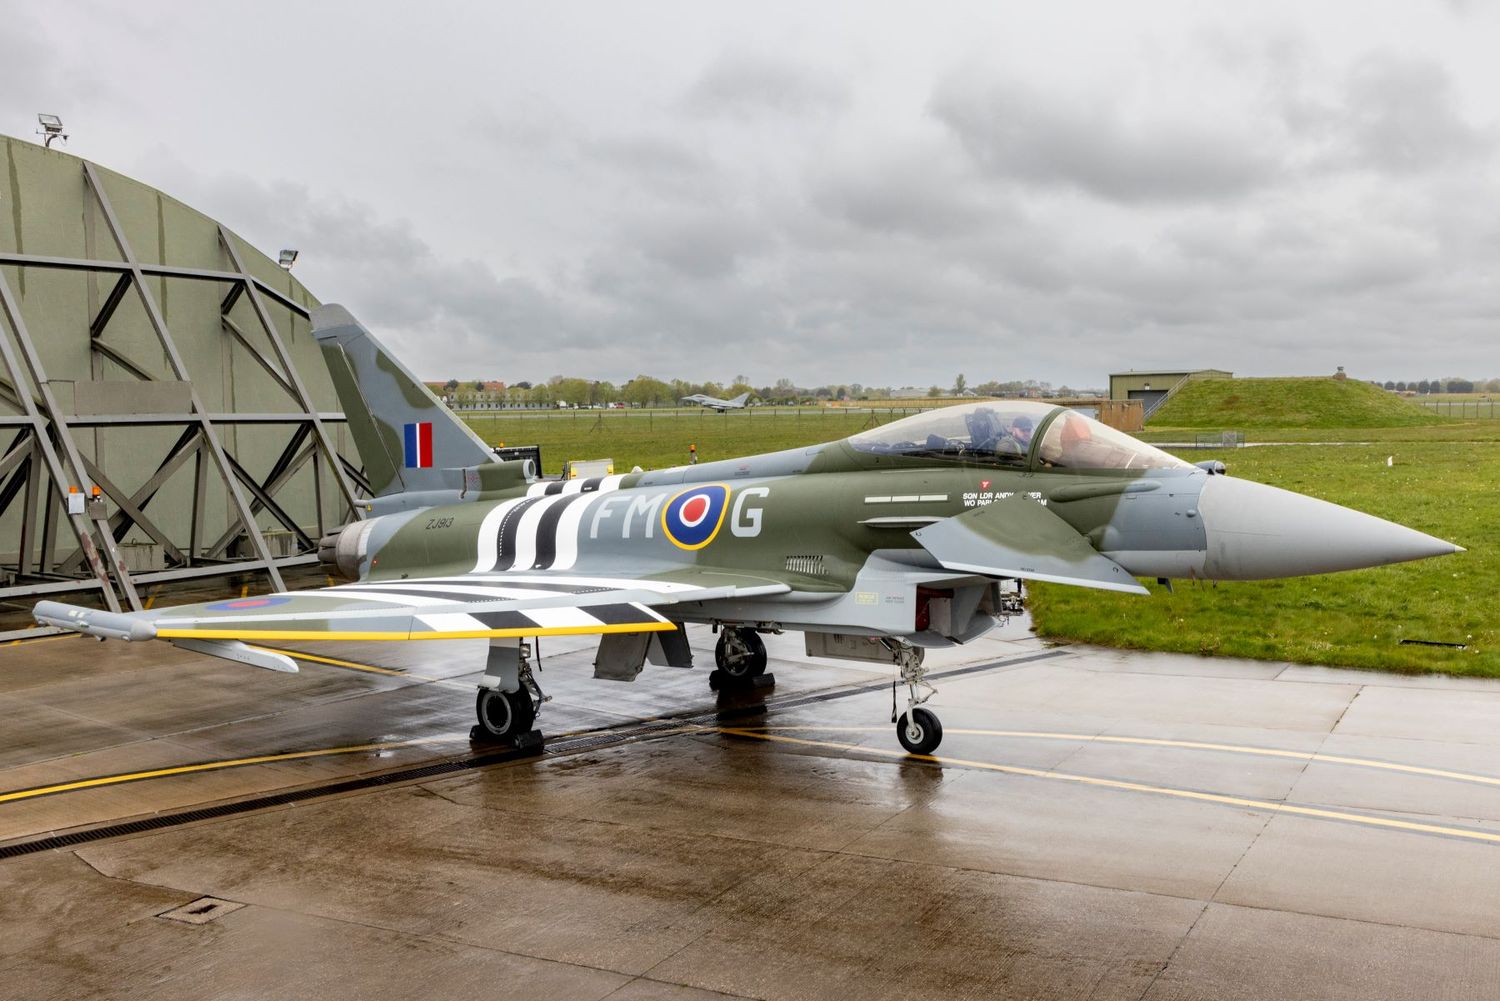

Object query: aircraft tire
[714,628,767,678]
[475,687,537,741]
[896,707,942,755]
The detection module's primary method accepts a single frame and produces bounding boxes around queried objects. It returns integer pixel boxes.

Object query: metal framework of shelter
[0,144,366,615]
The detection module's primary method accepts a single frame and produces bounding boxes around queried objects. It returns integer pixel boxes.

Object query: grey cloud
[97,9,1500,392]
[582,134,721,198]
[141,165,599,373]
[1339,54,1492,173]
[928,75,1280,204]
[473,97,577,157]
[806,148,1002,239]
[0,10,116,127]
[1266,50,1492,177]
[0,12,54,95]
[608,208,771,281]
[683,51,848,120]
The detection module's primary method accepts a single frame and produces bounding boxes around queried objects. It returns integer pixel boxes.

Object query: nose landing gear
[888,640,942,755]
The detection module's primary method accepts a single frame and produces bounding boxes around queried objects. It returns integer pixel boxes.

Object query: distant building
[435,380,508,409]
[1108,369,1232,418]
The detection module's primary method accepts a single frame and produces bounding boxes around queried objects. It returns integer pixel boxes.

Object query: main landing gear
[709,626,774,692]
[472,638,547,750]
[888,640,942,755]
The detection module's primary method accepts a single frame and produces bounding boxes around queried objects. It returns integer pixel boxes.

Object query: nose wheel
[897,707,943,755]
[887,640,942,755]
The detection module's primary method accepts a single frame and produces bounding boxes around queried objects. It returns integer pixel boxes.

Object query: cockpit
[846,402,1192,472]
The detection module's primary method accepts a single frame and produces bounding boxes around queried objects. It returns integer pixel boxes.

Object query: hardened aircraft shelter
[0,136,363,621]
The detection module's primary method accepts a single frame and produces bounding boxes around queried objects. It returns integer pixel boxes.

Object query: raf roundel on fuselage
[662,484,731,550]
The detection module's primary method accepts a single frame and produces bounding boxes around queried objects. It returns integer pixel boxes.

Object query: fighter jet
[35,307,1462,755]
[682,391,750,411]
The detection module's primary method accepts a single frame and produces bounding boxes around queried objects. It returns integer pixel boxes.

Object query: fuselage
[360,449,1200,588]
[335,402,1457,642]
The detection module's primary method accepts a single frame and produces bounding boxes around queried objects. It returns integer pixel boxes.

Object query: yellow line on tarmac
[755,725,1500,790]
[248,645,406,676]
[6,634,81,647]
[0,723,700,807]
[719,728,1500,847]
[0,741,422,805]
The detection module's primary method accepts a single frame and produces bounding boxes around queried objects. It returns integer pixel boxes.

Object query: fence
[1183,431,1246,449]
[463,406,935,427]
[1419,400,1500,419]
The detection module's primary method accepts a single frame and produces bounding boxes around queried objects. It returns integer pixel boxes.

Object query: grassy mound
[1149,377,1440,429]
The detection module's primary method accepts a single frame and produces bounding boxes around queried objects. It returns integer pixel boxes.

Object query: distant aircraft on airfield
[682,391,750,411]
[35,307,1463,757]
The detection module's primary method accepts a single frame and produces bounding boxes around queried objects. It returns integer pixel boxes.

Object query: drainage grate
[158,896,246,925]
[0,648,1068,861]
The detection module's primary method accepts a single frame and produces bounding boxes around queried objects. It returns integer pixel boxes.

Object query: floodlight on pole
[278,249,299,270]
[36,114,67,148]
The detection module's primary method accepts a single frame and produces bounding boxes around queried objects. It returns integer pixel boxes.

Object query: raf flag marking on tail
[404,422,433,468]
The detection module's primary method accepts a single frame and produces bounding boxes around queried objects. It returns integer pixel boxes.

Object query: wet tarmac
[5,617,1500,999]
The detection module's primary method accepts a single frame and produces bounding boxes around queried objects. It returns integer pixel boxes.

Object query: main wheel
[714,628,767,678]
[475,687,537,741]
[896,707,943,755]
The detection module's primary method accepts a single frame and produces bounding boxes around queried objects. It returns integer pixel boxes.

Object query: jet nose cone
[1198,475,1461,580]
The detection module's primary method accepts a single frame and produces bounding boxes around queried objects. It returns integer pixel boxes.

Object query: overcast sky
[4,1,1498,388]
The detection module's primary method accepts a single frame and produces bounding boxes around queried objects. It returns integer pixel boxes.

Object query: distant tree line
[433,371,1100,408]
[1376,378,1500,394]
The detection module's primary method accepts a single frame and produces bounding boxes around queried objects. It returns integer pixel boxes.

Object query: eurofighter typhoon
[682,391,750,411]
[36,307,1462,754]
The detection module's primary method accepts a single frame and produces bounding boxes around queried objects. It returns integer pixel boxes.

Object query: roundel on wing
[205,595,293,612]
[662,484,731,550]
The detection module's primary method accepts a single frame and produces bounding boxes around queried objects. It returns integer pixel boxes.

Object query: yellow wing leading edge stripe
[245,646,407,676]
[156,621,679,642]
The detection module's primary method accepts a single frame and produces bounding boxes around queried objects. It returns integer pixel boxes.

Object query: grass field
[1140,421,1500,444]
[1150,377,1440,429]
[463,408,895,472]
[1029,442,1494,676]
[461,406,1495,677]
[1416,399,1500,420]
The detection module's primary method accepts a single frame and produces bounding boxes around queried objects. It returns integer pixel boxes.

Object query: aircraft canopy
[847,402,1191,471]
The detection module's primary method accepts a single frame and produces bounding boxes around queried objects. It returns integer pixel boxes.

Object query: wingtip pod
[34,600,156,641]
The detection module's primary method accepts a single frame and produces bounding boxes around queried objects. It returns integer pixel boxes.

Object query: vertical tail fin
[313,304,494,497]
